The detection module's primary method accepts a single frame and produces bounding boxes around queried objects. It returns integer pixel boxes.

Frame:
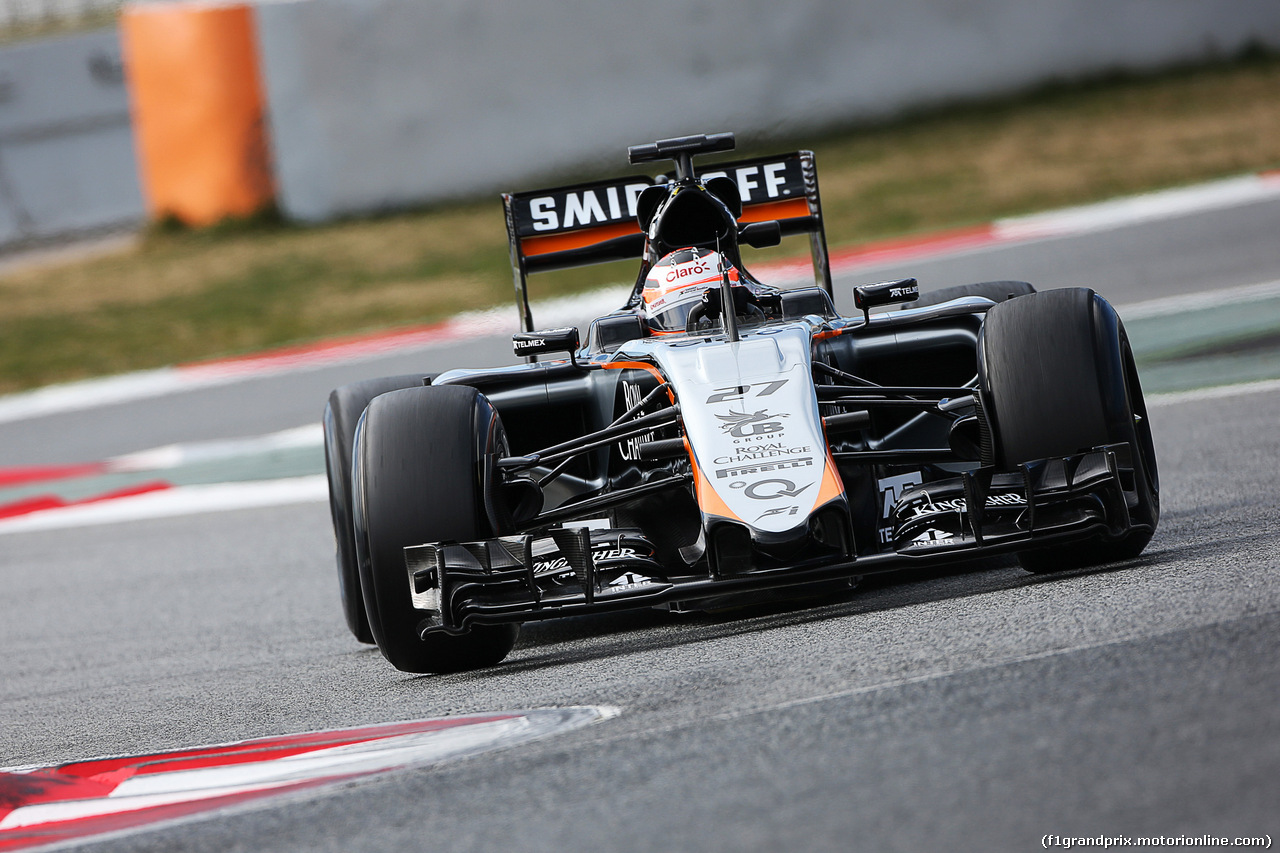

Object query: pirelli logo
[716,457,814,480]
[508,153,810,238]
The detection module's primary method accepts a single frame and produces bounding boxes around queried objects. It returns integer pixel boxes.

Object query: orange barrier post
[121,2,274,226]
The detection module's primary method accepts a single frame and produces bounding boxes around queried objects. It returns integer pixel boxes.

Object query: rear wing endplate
[502,150,832,332]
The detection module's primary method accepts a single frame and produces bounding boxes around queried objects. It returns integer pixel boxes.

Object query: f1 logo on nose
[757,505,800,521]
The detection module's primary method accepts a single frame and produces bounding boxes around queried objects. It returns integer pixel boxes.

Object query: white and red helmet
[641,247,737,333]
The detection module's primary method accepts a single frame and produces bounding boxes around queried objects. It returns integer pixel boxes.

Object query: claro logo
[665,260,714,282]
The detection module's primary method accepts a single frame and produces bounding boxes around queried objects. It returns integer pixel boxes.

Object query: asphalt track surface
[3,197,1279,851]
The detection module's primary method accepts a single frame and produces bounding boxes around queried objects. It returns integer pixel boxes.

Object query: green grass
[3,50,1280,394]
[0,8,120,46]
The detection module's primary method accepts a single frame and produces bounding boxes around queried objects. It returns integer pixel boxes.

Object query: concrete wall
[0,27,143,246]
[254,0,1280,222]
[5,2,1280,240]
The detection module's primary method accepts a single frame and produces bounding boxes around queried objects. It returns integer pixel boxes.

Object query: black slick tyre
[353,384,519,673]
[978,287,1159,573]
[323,374,429,643]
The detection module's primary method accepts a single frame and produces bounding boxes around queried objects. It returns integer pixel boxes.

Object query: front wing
[405,444,1147,636]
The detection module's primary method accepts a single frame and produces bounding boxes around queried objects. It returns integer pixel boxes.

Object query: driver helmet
[641,247,737,334]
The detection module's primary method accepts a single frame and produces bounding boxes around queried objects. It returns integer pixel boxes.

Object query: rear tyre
[911,280,1035,309]
[353,385,519,673]
[324,375,429,643]
[979,288,1159,573]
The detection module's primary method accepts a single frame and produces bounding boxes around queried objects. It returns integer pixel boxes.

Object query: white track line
[994,171,1280,241]
[108,424,323,472]
[1117,277,1280,320]
[0,291,630,426]
[0,369,185,425]
[0,476,329,535]
[1147,378,1280,407]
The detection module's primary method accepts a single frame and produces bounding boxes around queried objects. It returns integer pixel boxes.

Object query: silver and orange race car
[323,133,1159,674]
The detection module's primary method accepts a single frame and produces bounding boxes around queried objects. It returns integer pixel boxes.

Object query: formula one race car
[323,132,1160,674]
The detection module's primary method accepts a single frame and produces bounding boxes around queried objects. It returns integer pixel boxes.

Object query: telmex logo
[522,159,802,234]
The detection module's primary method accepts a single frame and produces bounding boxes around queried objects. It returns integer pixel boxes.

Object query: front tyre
[353,385,518,673]
[979,288,1159,573]
[324,374,429,643]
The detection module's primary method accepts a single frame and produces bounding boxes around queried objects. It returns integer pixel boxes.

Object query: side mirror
[588,314,648,353]
[853,278,919,322]
[780,286,837,319]
[739,220,782,248]
[512,326,580,361]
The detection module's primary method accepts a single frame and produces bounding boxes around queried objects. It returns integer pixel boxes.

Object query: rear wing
[501,150,832,332]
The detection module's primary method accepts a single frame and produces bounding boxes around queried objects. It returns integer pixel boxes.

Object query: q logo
[730,479,812,500]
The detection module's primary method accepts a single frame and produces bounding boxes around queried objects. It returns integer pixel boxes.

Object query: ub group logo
[716,408,788,439]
